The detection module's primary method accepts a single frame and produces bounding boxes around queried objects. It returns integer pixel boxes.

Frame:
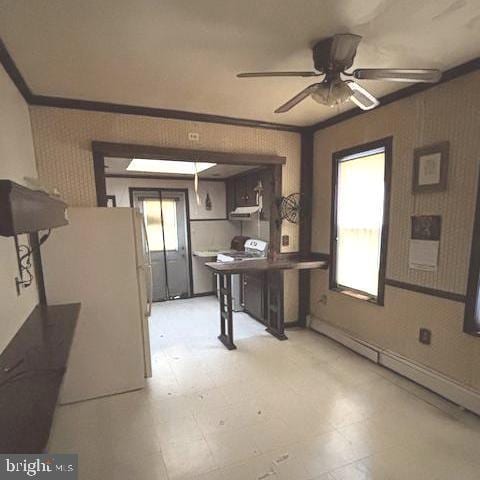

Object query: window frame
[329,136,393,306]
[464,167,480,336]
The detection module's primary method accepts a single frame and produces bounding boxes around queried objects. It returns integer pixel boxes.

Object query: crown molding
[305,57,480,133]
[0,37,33,102]
[1,36,478,134]
[27,94,303,132]
[0,37,301,133]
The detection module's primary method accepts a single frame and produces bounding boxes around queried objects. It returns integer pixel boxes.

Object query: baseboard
[379,350,480,416]
[193,291,215,297]
[309,316,379,362]
[308,315,480,416]
[285,320,303,328]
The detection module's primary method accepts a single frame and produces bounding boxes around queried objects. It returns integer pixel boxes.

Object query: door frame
[129,186,194,300]
[92,141,285,253]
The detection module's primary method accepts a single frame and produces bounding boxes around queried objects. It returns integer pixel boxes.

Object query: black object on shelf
[0,180,68,237]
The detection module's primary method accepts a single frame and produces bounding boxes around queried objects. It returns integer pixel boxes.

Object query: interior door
[163,191,190,298]
[132,189,191,301]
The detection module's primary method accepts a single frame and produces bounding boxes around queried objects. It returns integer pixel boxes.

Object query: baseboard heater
[308,315,480,416]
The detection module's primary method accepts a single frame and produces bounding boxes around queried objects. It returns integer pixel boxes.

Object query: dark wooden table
[205,256,328,350]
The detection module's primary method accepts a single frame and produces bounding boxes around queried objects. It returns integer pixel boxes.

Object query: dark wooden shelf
[0,303,80,453]
[0,180,68,236]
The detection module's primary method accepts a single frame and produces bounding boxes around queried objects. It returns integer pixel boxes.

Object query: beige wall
[311,71,480,392]
[29,107,301,321]
[0,65,38,352]
[106,176,227,219]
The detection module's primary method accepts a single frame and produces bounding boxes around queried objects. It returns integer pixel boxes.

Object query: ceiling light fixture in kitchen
[127,159,216,174]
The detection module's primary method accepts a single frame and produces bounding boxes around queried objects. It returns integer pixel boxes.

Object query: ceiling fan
[237,34,442,113]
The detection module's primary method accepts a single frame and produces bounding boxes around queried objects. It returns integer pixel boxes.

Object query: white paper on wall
[408,239,439,271]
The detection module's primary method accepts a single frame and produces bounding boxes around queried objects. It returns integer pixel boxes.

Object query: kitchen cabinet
[243,272,266,324]
[226,167,273,218]
[234,176,248,207]
[245,175,258,206]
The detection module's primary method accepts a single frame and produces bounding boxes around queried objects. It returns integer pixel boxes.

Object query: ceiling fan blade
[353,68,442,83]
[330,34,362,68]
[237,71,320,78]
[347,81,379,111]
[275,84,321,113]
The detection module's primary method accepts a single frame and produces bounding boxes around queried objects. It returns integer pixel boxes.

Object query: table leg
[217,273,236,350]
[265,270,288,341]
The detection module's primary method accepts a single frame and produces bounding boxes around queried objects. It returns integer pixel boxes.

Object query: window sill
[330,286,383,306]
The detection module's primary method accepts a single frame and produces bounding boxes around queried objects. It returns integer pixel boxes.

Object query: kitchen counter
[205,255,328,350]
[204,255,328,274]
[193,249,227,258]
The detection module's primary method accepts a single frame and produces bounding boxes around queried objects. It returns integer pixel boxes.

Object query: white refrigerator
[42,207,153,404]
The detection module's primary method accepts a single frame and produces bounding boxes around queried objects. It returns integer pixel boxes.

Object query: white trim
[379,350,480,416]
[308,315,480,416]
[309,316,379,363]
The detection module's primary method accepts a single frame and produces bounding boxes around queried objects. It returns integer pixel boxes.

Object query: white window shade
[336,151,385,297]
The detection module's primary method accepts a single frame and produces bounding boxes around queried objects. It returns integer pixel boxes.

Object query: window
[330,137,392,305]
[143,198,179,251]
[464,168,480,335]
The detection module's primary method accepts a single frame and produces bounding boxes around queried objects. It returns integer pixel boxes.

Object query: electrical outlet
[281,235,289,246]
[419,328,431,345]
[188,132,200,141]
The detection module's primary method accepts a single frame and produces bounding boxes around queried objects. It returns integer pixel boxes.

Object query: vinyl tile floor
[48,296,480,479]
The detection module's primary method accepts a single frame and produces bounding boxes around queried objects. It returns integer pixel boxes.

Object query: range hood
[229,205,262,221]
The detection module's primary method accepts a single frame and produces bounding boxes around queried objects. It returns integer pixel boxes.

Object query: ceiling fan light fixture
[311,80,352,107]
[240,33,442,114]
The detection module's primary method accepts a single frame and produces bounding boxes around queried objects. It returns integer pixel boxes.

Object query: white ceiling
[104,157,260,179]
[1,0,479,126]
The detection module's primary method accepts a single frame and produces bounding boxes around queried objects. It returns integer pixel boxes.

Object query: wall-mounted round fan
[278,193,303,224]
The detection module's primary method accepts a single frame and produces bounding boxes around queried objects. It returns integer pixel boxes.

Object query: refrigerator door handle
[141,216,153,317]
[146,263,153,317]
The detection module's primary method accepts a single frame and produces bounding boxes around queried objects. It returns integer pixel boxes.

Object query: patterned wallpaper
[311,72,480,390]
[29,107,301,251]
[28,107,301,321]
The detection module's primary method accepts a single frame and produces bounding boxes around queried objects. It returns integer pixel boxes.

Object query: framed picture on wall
[412,141,449,193]
[106,195,117,207]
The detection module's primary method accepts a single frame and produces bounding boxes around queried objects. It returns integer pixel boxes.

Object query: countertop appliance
[41,207,152,404]
[216,238,268,312]
[217,238,268,262]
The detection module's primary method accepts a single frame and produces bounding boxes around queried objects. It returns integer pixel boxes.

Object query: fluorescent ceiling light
[127,159,216,174]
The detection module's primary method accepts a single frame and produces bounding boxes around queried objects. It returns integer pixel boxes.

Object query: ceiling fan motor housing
[312,34,361,73]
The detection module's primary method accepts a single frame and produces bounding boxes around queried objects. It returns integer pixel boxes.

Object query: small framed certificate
[413,141,449,193]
